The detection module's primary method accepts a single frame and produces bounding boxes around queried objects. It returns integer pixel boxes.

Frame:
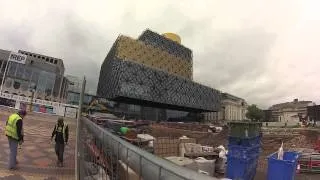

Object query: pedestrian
[5,109,27,170]
[51,117,69,167]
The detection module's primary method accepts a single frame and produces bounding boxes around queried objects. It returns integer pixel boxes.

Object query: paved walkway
[0,110,75,180]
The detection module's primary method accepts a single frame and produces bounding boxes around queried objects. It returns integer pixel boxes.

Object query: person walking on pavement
[5,110,27,170]
[51,117,69,167]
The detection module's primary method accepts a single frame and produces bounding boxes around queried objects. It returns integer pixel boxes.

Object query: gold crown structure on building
[111,30,193,79]
[162,33,181,44]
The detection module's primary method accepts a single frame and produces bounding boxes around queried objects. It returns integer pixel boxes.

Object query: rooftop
[269,99,314,110]
[221,92,245,102]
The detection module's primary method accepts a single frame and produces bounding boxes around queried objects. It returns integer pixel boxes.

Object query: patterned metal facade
[97,30,221,113]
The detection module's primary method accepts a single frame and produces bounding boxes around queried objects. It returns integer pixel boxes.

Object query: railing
[76,117,220,180]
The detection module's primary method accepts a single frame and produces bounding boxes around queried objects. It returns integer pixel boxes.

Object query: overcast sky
[0,0,319,108]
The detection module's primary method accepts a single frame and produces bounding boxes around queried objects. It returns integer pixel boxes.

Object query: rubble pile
[257,130,320,173]
[197,126,229,147]
[149,124,210,140]
[286,135,315,149]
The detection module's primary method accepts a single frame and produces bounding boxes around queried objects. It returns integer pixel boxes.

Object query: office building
[204,93,248,122]
[269,99,315,122]
[0,49,68,102]
[97,29,221,121]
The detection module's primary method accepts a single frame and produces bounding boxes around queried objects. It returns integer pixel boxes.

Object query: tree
[246,104,265,121]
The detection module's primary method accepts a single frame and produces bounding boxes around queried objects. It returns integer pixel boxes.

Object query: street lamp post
[75,76,86,180]
[28,84,36,112]
[29,90,35,112]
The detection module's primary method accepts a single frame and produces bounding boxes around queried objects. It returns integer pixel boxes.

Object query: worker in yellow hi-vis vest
[51,117,69,167]
[5,110,27,170]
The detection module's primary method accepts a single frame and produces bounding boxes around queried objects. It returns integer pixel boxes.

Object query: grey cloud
[0,0,319,108]
[0,24,34,51]
[194,29,277,82]
[55,15,111,92]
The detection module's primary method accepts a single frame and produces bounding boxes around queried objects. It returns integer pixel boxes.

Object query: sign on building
[8,52,27,64]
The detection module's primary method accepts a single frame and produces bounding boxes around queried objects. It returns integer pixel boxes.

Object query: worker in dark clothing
[5,110,27,170]
[51,117,69,167]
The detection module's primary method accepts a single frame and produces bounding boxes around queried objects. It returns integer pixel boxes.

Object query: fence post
[75,76,86,180]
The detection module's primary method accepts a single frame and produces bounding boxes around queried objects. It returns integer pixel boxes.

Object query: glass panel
[15,63,25,79]
[0,60,3,73]
[44,73,55,96]
[23,66,32,80]
[7,62,17,77]
[67,92,80,105]
[0,61,6,73]
[20,80,29,91]
[4,77,13,88]
[51,75,62,98]
[36,71,48,94]
[83,95,92,105]
[31,68,39,84]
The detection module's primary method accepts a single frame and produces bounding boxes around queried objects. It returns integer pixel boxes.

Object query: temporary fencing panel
[76,117,219,180]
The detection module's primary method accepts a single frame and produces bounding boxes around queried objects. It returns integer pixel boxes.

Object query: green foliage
[246,104,265,121]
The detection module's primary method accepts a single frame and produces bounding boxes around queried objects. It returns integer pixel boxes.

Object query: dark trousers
[55,143,65,163]
[8,137,18,169]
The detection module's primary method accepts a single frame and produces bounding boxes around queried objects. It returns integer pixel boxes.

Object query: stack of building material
[154,137,180,157]
[202,146,214,153]
[154,137,197,157]
[125,130,138,139]
[226,122,262,180]
[179,136,197,157]
[137,134,155,148]
[184,143,203,154]
[165,156,217,177]
[165,156,199,171]
[194,157,216,176]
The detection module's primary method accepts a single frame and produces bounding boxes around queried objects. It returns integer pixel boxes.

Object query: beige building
[204,93,248,122]
[269,99,315,122]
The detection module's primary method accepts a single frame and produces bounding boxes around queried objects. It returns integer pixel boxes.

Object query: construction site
[83,112,320,180]
[0,29,319,179]
[85,29,320,180]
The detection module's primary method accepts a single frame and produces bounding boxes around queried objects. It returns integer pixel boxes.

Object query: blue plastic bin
[228,144,261,159]
[227,154,259,180]
[267,151,300,180]
[228,134,262,147]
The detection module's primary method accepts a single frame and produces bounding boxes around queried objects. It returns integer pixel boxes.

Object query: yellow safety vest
[5,113,22,140]
[55,123,67,141]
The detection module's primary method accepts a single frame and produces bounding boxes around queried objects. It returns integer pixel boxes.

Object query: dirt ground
[150,125,320,179]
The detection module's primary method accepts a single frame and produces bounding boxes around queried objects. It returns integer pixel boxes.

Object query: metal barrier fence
[76,117,219,180]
